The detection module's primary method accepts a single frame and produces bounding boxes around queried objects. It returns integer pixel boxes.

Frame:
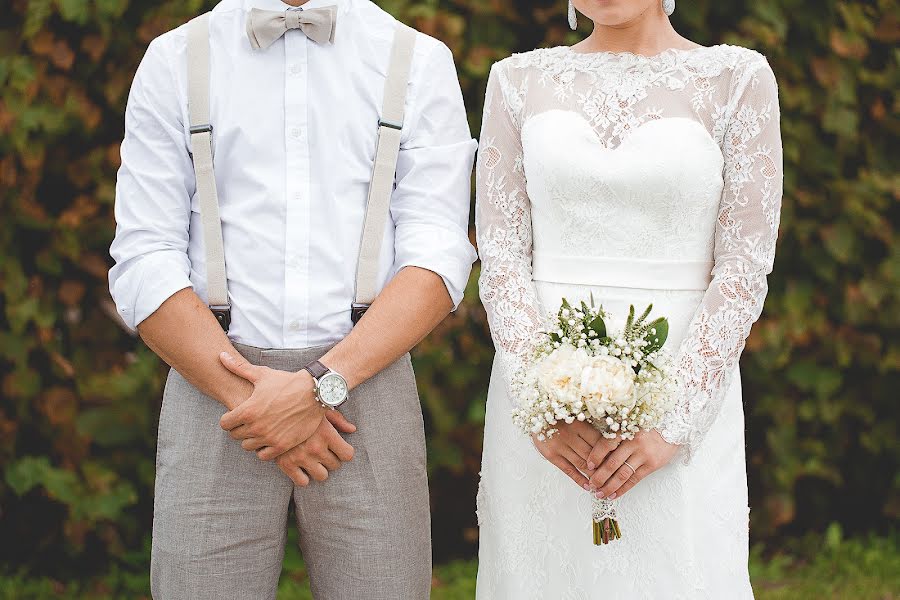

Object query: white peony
[535,344,590,405]
[580,355,637,419]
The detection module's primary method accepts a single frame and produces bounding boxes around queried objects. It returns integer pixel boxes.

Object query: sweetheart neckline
[521,110,722,158]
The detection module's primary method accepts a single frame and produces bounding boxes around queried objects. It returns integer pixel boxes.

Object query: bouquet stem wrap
[591,497,621,545]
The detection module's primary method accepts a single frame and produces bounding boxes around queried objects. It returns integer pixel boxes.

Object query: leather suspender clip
[189,123,213,134]
[210,304,231,332]
[350,303,369,325]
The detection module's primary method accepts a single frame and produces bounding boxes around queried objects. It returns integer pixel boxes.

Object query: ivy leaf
[57,0,91,25]
[4,456,53,496]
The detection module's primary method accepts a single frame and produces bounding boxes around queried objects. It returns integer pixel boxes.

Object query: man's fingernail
[221,351,232,359]
[587,461,595,470]
[596,491,604,498]
[582,483,590,491]
[609,493,617,500]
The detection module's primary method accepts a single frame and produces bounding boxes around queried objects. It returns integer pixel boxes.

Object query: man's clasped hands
[217,351,355,487]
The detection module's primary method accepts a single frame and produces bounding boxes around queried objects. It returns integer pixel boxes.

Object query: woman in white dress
[474,1,782,598]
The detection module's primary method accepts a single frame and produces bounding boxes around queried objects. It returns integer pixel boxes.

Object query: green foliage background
[0,0,897,578]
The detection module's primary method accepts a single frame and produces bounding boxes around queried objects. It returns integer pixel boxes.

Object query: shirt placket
[283,13,311,347]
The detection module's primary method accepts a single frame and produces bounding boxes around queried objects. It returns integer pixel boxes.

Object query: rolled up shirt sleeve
[108,36,194,331]
[391,39,478,310]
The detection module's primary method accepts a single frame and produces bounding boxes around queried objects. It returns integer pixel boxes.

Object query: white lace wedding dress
[475,44,782,599]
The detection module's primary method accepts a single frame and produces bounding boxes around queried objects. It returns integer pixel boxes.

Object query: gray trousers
[150,343,431,600]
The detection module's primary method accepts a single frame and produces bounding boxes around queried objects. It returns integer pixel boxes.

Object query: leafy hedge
[1,0,897,576]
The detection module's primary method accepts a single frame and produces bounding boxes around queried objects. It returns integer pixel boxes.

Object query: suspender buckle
[350,303,370,325]
[377,118,403,131]
[210,304,231,332]
[190,123,214,135]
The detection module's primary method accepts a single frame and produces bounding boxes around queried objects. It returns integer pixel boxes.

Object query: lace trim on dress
[476,46,782,459]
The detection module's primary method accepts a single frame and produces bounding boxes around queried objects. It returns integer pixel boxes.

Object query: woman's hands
[531,420,603,489]
[585,430,679,500]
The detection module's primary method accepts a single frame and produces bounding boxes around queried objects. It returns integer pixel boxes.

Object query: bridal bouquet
[511,298,678,545]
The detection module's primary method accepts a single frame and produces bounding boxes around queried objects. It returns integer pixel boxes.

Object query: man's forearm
[138,288,252,410]
[319,266,453,389]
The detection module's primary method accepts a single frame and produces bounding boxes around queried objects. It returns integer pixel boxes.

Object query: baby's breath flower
[511,301,675,443]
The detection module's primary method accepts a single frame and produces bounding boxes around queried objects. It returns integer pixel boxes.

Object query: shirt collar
[243,0,351,16]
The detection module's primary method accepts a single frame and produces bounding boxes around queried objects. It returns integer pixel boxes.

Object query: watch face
[317,372,348,407]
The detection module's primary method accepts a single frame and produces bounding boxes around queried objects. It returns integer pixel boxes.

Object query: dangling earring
[662,0,675,16]
[568,0,578,30]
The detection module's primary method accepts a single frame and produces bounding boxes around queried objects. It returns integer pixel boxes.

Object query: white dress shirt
[108,0,477,349]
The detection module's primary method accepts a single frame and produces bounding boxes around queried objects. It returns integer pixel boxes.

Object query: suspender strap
[187,12,231,331]
[352,24,417,323]
[186,14,415,330]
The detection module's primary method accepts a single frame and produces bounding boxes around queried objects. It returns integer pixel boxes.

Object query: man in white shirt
[108,0,476,597]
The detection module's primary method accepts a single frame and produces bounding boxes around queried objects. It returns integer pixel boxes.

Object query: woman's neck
[572,9,695,56]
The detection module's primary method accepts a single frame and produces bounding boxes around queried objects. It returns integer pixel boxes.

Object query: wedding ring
[623,461,636,476]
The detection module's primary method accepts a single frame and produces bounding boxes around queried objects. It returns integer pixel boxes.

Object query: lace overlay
[475,45,781,599]
[476,45,782,456]
[475,64,547,387]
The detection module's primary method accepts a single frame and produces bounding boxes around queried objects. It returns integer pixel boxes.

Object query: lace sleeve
[476,61,546,396]
[658,57,783,459]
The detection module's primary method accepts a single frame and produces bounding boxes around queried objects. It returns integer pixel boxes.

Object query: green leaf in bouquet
[589,313,607,339]
[635,304,653,328]
[643,317,669,353]
[625,305,636,335]
[557,299,573,336]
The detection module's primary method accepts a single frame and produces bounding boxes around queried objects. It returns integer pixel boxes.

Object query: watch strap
[303,360,330,380]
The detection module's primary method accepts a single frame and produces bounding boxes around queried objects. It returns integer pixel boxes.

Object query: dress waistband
[531,252,713,291]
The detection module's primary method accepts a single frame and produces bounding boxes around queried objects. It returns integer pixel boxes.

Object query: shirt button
[290,64,302,75]
[289,319,302,331]
[291,127,302,138]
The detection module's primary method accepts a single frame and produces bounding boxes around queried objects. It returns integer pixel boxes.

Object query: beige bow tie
[245,6,337,49]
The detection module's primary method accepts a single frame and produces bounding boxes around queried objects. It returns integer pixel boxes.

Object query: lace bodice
[475,45,783,458]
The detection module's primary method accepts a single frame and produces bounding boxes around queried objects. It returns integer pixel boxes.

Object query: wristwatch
[303,360,349,409]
